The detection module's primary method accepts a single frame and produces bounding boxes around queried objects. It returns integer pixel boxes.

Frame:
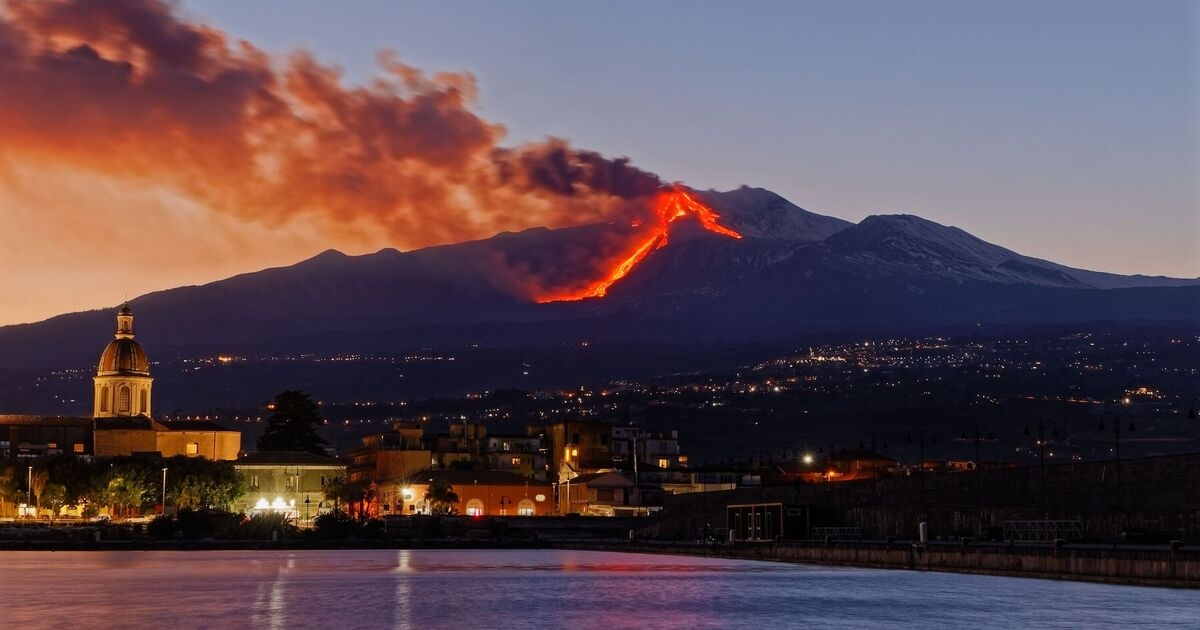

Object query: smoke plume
[0,0,662,248]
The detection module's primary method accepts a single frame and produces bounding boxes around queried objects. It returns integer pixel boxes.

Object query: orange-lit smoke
[536,188,742,302]
[0,0,661,249]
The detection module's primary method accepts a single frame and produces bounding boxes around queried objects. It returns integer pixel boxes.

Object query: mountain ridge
[1,186,1195,372]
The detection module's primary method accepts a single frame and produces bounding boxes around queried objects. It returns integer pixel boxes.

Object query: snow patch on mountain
[696,186,851,243]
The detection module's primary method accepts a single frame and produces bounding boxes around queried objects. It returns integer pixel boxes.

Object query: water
[0,549,1195,629]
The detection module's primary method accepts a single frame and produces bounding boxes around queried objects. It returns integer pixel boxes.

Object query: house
[559,470,640,516]
[233,450,346,524]
[348,422,432,484]
[384,469,553,517]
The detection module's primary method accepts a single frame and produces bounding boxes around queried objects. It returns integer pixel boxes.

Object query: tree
[31,469,49,515]
[164,456,245,511]
[424,478,459,515]
[326,476,375,521]
[257,390,327,454]
[42,484,67,522]
[0,467,20,518]
[98,464,155,518]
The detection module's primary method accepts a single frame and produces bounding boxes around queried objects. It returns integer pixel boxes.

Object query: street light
[1098,410,1135,512]
[1024,419,1059,517]
[161,467,168,515]
[26,466,32,518]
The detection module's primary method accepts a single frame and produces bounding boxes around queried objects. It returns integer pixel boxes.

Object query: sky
[0,0,1196,326]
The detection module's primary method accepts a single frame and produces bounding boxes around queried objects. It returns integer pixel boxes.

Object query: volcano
[0,186,1196,375]
[537,189,743,302]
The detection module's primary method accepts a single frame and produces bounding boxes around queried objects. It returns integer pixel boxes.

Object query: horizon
[1,0,1197,326]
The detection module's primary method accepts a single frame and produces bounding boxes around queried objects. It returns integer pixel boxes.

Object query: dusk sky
[1,0,1196,326]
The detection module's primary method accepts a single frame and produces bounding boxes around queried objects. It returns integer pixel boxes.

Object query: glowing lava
[538,188,742,302]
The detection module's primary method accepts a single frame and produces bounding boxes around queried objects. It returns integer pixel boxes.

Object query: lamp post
[161,467,168,515]
[1023,419,1059,518]
[26,466,32,518]
[304,494,311,523]
[1099,410,1135,512]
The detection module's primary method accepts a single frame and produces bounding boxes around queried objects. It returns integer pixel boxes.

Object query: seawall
[566,539,1200,589]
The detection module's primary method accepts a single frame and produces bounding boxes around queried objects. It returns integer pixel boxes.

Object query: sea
[0,549,1195,629]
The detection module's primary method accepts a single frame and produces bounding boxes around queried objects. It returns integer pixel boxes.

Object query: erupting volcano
[537,189,743,303]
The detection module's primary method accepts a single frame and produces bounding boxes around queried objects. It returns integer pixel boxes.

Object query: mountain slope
[0,188,1195,372]
[695,186,852,242]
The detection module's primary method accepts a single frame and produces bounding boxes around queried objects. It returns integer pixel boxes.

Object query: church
[1,304,240,462]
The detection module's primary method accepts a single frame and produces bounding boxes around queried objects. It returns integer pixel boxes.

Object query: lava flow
[537,189,742,302]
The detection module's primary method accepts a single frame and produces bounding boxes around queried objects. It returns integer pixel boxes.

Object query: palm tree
[424,479,459,515]
[31,470,49,517]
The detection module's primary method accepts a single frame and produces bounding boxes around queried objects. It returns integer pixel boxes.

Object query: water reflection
[394,550,412,630]
[250,555,294,629]
[0,550,1196,629]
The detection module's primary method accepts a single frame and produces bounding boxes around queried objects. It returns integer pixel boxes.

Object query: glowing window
[186,442,199,455]
[658,458,670,469]
[73,443,85,454]
[465,498,484,516]
[100,386,110,412]
[517,498,535,516]
[117,386,131,413]
[510,457,521,466]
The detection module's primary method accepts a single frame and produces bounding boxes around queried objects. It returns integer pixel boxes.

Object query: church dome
[96,302,150,375]
[98,338,149,375]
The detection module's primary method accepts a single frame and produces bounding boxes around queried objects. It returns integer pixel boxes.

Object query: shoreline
[563,540,1200,590]
[0,535,1196,589]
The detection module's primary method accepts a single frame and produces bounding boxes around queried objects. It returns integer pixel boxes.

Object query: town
[2,305,1197,553]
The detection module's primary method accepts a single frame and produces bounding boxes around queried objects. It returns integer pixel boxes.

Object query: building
[0,305,241,462]
[549,420,612,482]
[348,422,432,484]
[479,432,547,479]
[88,305,240,460]
[93,417,241,460]
[827,448,897,479]
[0,415,93,461]
[385,469,553,516]
[612,427,688,469]
[233,451,347,524]
[93,303,153,418]
[559,470,641,516]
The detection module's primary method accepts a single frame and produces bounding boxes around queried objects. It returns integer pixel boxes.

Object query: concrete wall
[94,429,157,458]
[157,431,240,461]
[730,541,1200,587]
[95,429,240,460]
[582,540,1199,588]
